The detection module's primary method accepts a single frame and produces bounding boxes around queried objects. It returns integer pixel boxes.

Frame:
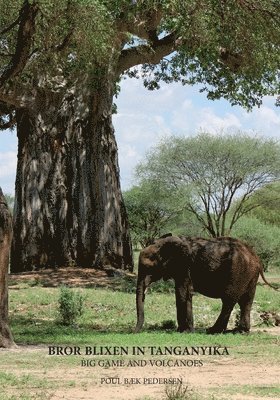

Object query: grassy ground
[8,271,279,345]
[0,268,279,400]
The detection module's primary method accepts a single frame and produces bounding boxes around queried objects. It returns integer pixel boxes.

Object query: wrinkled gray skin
[135,235,271,334]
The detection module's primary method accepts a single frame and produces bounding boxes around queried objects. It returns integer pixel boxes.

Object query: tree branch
[0,90,34,109]
[237,0,279,21]
[116,32,177,76]
[116,7,163,43]
[0,1,39,88]
[0,14,20,35]
[56,28,74,52]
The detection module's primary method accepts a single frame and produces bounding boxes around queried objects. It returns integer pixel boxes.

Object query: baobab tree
[0,1,279,271]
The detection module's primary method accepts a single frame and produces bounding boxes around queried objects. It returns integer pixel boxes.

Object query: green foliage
[57,286,85,326]
[0,0,114,77]
[247,182,280,227]
[148,278,175,294]
[0,0,279,110]
[232,216,280,270]
[137,132,280,238]
[131,0,280,108]
[123,180,190,248]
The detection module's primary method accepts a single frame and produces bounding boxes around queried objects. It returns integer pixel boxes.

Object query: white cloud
[118,144,142,190]
[0,151,17,194]
[195,108,242,133]
[240,104,280,138]
[118,143,141,166]
[0,151,17,177]
[170,99,241,135]
[259,106,280,125]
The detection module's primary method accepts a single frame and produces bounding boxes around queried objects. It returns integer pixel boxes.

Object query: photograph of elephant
[135,235,276,334]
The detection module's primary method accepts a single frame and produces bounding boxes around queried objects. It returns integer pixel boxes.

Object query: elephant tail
[259,264,279,291]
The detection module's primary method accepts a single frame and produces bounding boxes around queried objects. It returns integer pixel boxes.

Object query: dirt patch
[9,267,135,289]
[47,361,280,400]
[2,344,280,400]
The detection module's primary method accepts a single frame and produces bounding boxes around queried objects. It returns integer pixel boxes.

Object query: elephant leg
[175,279,194,333]
[235,284,257,333]
[207,298,235,334]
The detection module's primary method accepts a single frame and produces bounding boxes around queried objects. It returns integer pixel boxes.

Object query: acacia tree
[137,133,280,237]
[0,1,279,271]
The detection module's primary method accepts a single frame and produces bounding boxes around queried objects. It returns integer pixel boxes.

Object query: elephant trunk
[135,273,151,333]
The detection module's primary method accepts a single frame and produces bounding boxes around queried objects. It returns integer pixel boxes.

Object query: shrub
[149,279,175,294]
[232,216,280,270]
[57,286,85,325]
[164,383,222,400]
[164,382,210,400]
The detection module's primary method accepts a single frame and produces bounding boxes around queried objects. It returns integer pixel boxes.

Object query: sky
[0,78,280,195]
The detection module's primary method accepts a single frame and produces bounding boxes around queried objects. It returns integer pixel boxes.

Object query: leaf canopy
[0,0,279,115]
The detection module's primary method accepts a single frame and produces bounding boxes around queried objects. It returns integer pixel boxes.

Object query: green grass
[0,372,54,400]
[8,274,279,345]
[0,370,77,400]
[0,371,53,389]
[211,384,280,398]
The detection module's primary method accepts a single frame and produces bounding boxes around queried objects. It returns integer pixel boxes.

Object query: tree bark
[0,188,15,347]
[11,79,133,272]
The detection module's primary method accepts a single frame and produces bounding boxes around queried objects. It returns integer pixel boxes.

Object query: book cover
[0,1,279,400]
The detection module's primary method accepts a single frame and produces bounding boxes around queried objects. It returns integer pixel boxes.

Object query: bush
[232,216,280,270]
[149,279,175,294]
[57,286,85,325]
[165,383,195,400]
[164,382,219,400]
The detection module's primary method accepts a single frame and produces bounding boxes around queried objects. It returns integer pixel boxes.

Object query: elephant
[135,235,274,334]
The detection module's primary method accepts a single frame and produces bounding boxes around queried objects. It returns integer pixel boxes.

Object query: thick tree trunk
[11,80,133,272]
[0,188,15,347]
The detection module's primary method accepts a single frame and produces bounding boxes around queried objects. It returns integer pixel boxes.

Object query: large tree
[136,133,280,237]
[0,1,279,271]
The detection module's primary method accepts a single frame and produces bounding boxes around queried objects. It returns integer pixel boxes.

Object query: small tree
[123,180,188,248]
[137,132,280,237]
[57,286,85,326]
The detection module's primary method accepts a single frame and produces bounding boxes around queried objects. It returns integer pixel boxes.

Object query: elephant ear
[158,237,192,279]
